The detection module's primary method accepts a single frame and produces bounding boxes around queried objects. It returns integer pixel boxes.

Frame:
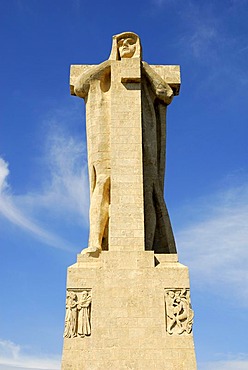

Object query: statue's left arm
[142,62,174,104]
[142,61,174,191]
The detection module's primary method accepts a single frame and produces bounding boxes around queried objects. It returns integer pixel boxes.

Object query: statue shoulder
[142,61,174,104]
[74,60,111,98]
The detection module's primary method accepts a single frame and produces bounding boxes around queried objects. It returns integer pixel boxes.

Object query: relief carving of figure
[77,291,92,337]
[73,32,176,254]
[64,290,92,339]
[165,289,194,335]
[63,292,78,338]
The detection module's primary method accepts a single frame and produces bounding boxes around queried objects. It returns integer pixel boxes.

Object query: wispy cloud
[186,24,217,59]
[199,354,248,370]
[238,44,248,53]
[42,124,89,223]
[151,0,173,6]
[72,0,81,11]
[176,3,220,61]
[0,158,75,251]
[177,181,248,304]
[0,123,89,252]
[0,339,60,370]
[0,158,9,193]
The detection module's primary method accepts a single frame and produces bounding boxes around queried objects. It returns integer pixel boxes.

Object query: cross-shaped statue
[70,32,181,255]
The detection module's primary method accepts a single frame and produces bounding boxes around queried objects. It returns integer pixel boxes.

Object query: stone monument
[61,32,197,369]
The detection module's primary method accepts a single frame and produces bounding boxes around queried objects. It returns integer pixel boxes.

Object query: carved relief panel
[164,288,194,335]
[64,289,92,338]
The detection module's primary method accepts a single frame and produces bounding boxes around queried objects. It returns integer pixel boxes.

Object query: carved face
[118,37,137,58]
[168,291,175,298]
[82,291,88,299]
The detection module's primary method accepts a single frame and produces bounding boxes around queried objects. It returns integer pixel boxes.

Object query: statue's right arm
[74,60,111,98]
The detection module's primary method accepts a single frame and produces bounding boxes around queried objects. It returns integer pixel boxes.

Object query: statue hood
[108,31,142,60]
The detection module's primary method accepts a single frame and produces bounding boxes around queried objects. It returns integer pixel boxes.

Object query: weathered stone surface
[71,31,178,255]
[62,252,196,370]
[70,64,180,96]
[61,32,197,369]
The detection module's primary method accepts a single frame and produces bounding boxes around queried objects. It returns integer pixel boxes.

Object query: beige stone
[62,252,196,370]
[70,64,180,96]
[71,31,179,254]
[61,32,197,369]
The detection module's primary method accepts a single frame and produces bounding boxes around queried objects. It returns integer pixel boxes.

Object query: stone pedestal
[61,251,197,370]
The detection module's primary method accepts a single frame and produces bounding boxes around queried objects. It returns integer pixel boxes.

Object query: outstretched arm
[142,61,174,104]
[74,60,111,98]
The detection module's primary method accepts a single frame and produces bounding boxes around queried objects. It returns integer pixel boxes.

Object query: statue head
[109,31,142,60]
[81,290,88,298]
[70,292,77,300]
[168,291,175,298]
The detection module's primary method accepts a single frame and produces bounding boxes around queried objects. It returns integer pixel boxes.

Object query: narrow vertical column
[109,58,145,251]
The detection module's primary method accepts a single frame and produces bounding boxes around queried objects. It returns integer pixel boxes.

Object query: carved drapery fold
[64,289,92,338]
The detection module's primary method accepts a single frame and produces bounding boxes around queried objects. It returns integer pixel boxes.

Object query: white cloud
[199,358,248,370]
[0,158,76,251]
[0,339,20,360]
[177,182,248,304]
[0,124,89,252]
[186,24,217,59]
[16,124,90,225]
[176,3,220,61]
[0,158,9,192]
[0,339,60,370]
[42,124,89,223]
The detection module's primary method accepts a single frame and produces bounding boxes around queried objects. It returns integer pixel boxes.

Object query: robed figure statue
[73,32,177,255]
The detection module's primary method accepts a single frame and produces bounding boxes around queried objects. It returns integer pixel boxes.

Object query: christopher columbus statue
[72,32,177,255]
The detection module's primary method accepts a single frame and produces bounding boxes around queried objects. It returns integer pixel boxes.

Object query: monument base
[61,251,197,370]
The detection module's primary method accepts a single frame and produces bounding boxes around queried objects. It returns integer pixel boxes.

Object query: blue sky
[0,0,248,369]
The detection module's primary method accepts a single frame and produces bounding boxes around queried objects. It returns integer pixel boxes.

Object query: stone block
[61,251,196,369]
